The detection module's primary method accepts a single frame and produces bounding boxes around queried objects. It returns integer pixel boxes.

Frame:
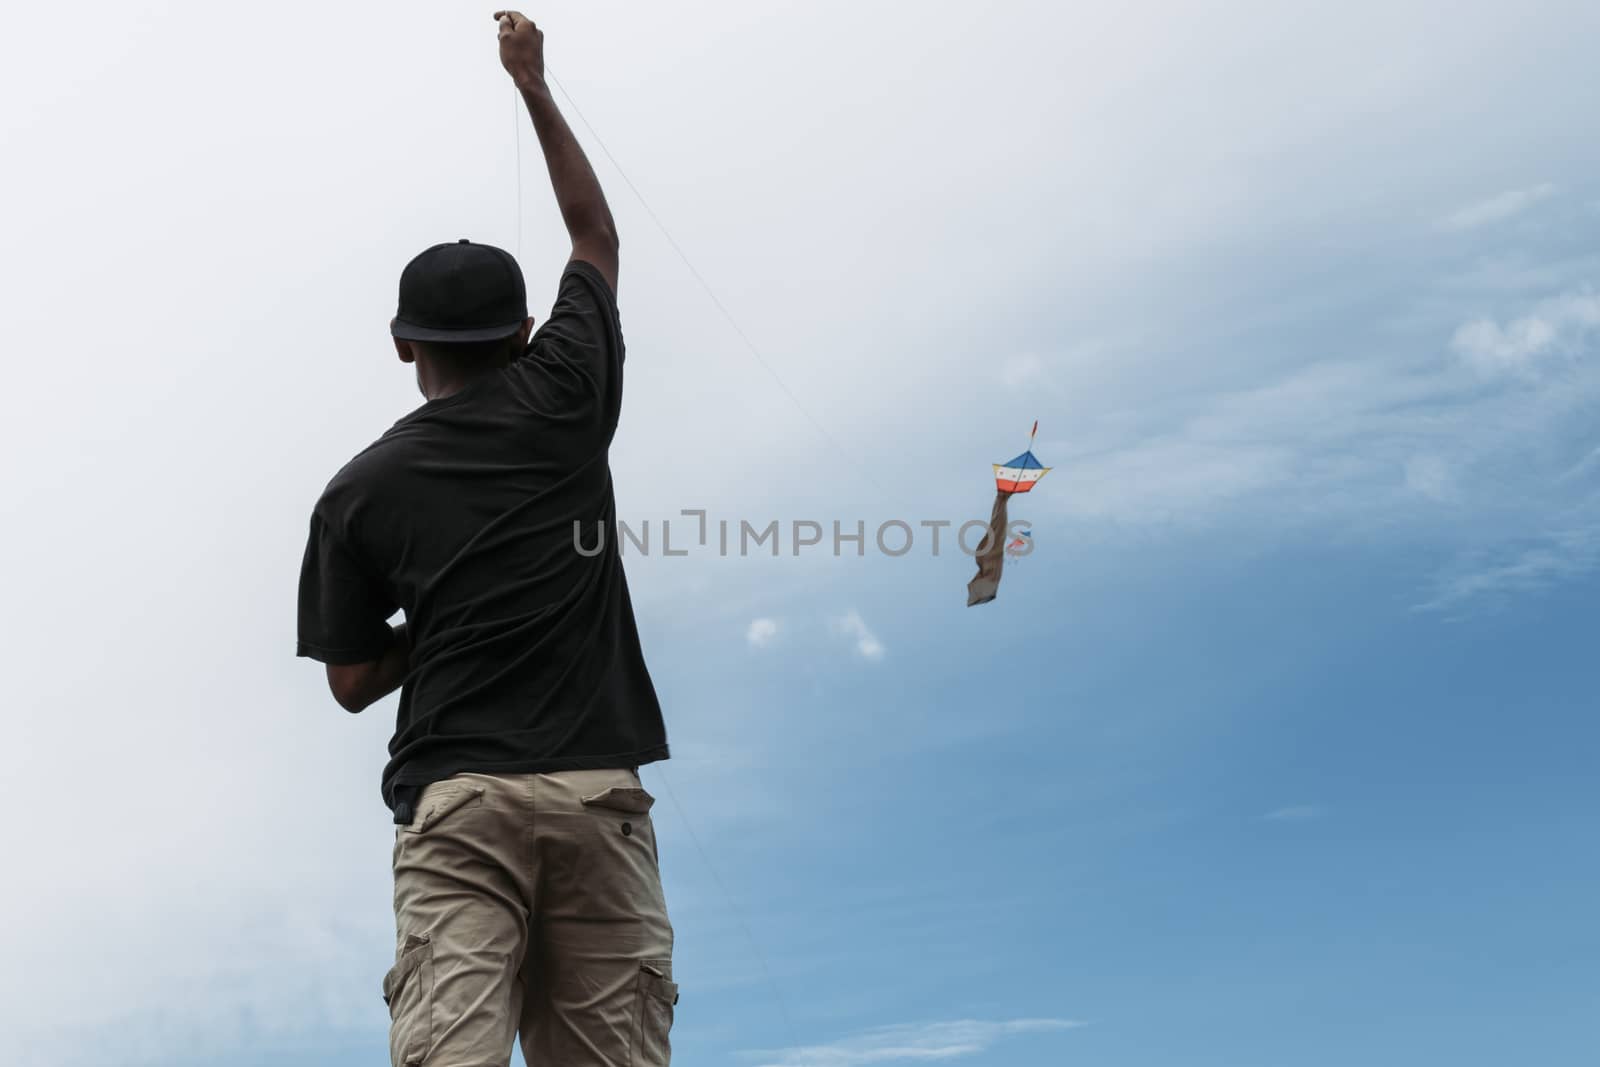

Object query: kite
[966,422,1051,606]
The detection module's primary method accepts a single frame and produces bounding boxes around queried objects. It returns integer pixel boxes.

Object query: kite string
[533,66,911,512]
[654,764,800,1050]
[512,74,805,1051]
[513,86,523,262]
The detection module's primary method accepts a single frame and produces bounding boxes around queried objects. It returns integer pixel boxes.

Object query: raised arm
[495,11,619,294]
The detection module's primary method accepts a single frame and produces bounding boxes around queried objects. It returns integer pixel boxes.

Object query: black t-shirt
[297,260,667,814]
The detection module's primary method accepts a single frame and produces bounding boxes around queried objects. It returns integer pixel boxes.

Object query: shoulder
[313,432,408,532]
[542,260,621,330]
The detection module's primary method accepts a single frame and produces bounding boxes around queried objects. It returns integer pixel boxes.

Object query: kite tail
[965,491,1010,606]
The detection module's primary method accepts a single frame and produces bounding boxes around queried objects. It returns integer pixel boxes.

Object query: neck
[414,356,506,401]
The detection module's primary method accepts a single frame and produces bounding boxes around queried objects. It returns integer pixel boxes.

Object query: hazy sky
[4,2,1599,1065]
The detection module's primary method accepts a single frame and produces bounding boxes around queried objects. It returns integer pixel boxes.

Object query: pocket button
[622,821,633,836]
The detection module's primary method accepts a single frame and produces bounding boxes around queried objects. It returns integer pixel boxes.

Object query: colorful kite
[966,422,1051,606]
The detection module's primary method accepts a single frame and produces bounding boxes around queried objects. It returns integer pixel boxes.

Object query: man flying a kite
[295,13,676,1066]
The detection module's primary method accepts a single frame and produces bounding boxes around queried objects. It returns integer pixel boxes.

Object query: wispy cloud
[1042,275,1600,610]
[1439,183,1555,231]
[1260,805,1329,822]
[833,610,885,661]
[747,617,780,648]
[1415,528,1600,614]
[744,1018,1083,1067]
[1450,288,1600,376]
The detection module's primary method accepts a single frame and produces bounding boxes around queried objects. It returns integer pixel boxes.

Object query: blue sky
[4,1,1598,1064]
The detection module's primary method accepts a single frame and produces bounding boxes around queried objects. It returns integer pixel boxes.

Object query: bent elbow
[327,665,372,713]
[333,687,368,714]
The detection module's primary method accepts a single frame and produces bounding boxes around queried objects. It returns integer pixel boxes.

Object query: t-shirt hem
[565,258,614,300]
[296,638,391,665]
[390,744,670,793]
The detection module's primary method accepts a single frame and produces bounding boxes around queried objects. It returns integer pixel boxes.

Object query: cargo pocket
[381,932,434,1066]
[402,783,485,835]
[582,783,660,863]
[629,959,678,1066]
[579,784,655,815]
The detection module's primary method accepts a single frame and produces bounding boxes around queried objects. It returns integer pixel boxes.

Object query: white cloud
[1416,528,1600,613]
[1439,183,1555,231]
[833,610,885,661]
[1449,289,1600,376]
[745,1018,1083,1067]
[1037,277,1600,611]
[747,617,780,648]
[1261,805,1328,822]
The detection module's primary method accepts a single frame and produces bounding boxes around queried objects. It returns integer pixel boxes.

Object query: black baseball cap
[390,238,528,343]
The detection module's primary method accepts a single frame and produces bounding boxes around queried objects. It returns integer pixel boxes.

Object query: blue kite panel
[1001,450,1044,470]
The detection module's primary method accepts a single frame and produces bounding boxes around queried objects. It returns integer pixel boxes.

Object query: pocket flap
[403,785,485,834]
[580,785,655,815]
[640,960,679,1005]
[381,933,431,1005]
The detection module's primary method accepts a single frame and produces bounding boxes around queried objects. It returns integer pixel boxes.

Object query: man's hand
[498,10,620,293]
[495,10,545,89]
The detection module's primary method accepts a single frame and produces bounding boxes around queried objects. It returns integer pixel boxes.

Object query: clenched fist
[494,10,544,88]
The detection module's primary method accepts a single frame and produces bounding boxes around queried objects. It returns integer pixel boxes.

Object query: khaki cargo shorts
[382,767,677,1066]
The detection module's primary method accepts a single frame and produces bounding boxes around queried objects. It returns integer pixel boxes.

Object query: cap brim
[390,317,525,344]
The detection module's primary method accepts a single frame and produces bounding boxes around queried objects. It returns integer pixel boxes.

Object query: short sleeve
[296,509,397,664]
[511,260,625,431]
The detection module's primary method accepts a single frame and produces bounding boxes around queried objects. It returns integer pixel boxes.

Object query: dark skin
[398,329,535,402]
[328,10,620,713]
[328,623,413,713]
